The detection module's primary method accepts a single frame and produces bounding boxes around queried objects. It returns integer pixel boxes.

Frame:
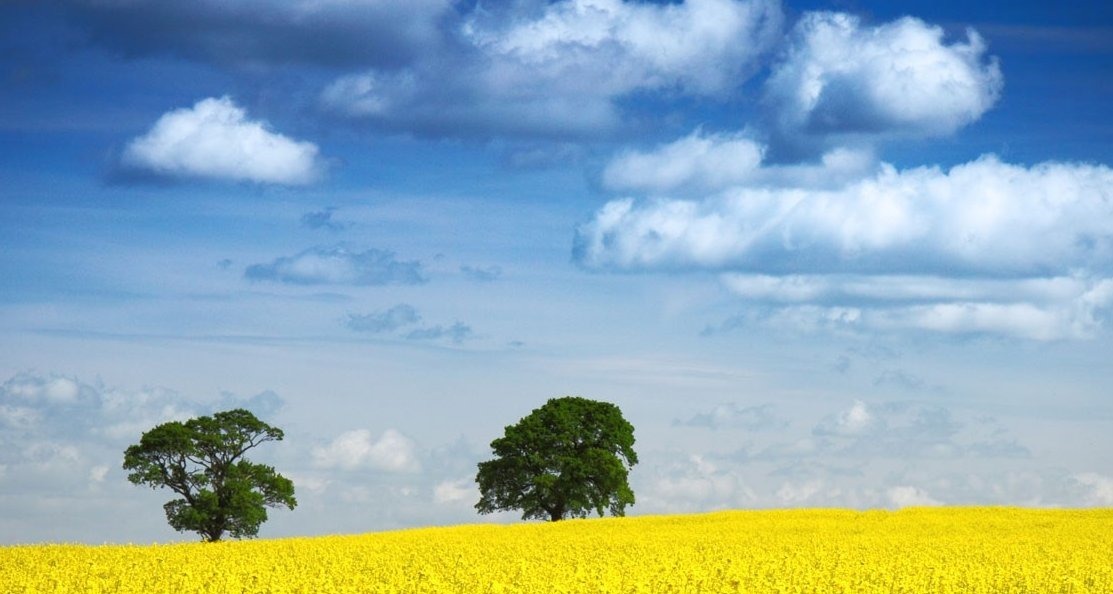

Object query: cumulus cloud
[121,96,321,185]
[603,131,766,194]
[245,245,426,286]
[312,429,420,473]
[579,156,1113,277]
[765,12,1002,154]
[0,371,237,527]
[603,130,883,196]
[0,372,201,445]
[65,0,451,70]
[321,0,783,138]
[0,372,493,542]
[579,155,1113,339]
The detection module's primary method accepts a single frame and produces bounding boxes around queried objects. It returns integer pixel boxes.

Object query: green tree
[122,408,296,542]
[475,396,638,522]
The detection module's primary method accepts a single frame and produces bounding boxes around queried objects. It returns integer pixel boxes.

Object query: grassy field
[3,507,1111,593]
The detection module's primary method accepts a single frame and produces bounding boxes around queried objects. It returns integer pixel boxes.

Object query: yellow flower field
[3,507,1110,593]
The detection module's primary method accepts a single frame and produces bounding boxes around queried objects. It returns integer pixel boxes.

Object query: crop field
[3,507,1111,593]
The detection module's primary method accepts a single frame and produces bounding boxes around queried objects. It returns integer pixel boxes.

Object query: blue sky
[1,0,1111,544]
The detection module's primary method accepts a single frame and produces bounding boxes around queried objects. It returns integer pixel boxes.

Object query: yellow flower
[2,508,1111,593]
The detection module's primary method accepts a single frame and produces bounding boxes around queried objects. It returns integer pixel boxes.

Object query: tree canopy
[122,408,296,542]
[475,396,638,522]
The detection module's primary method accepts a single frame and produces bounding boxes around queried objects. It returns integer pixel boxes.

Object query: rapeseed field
[3,507,1110,593]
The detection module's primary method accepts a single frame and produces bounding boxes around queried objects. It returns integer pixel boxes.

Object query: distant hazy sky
[2,0,1111,544]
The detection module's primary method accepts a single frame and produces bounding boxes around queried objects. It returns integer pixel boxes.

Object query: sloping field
[3,507,1111,593]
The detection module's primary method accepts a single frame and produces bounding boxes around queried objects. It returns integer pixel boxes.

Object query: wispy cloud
[121,96,322,185]
[245,246,425,286]
[301,207,347,232]
[873,369,938,393]
[405,322,474,344]
[803,400,1029,460]
[345,304,475,344]
[674,403,789,431]
[460,265,502,283]
[346,305,422,334]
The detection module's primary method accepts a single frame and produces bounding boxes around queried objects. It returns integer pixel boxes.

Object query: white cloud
[313,429,420,473]
[4,375,83,405]
[245,245,425,286]
[865,301,1105,341]
[715,292,1113,341]
[775,480,824,504]
[886,485,942,507]
[468,0,781,96]
[321,0,783,138]
[122,96,321,185]
[642,454,755,512]
[718,275,1113,340]
[0,373,234,491]
[766,12,1002,151]
[579,155,1113,339]
[0,372,296,510]
[721,274,1101,305]
[1072,473,1113,506]
[23,442,81,468]
[832,400,872,435]
[604,131,879,195]
[0,404,41,429]
[579,156,1113,277]
[433,479,475,505]
[89,465,109,484]
[604,131,765,194]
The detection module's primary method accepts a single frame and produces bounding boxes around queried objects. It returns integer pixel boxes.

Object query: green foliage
[122,408,296,542]
[475,396,638,522]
